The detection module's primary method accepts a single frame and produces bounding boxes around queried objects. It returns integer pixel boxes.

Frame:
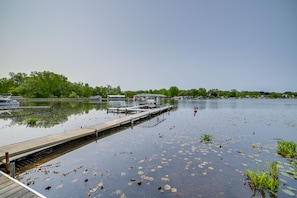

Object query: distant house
[208,92,218,98]
[282,94,290,98]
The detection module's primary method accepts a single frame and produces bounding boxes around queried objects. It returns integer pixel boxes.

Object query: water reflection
[209,99,218,109]
[0,101,107,128]
[0,101,122,146]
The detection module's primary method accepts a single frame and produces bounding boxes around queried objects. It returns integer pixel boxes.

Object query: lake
[1,99,297,197]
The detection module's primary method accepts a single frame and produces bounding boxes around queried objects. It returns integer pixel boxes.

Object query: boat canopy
[133,94,166,98]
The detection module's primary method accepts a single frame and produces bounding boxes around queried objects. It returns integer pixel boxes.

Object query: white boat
[137,99,157,108]
[0,93,20,107]
[146,99,157,108]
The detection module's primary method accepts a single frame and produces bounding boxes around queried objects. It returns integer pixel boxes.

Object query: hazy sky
[1,1,296,92]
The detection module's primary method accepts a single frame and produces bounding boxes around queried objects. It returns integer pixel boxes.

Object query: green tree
[82,83,93,97]
[169,86,179,97]
[124,90,136,98]
[198,88,207,97]
[112,86,122,95]
[68,82,84,97]
[159,88,168,96]
[0,77,14,94]
[189,88,199,97]
[15,77,41,97]
[16,71,69,98]
[229,89,237,97]
[93,86,104,96]
[9,72,27,85]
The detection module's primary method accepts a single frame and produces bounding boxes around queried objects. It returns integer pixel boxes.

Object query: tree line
[0,71,295,99]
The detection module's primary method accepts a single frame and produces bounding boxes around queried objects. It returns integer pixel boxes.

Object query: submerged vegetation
[245,161,279,197]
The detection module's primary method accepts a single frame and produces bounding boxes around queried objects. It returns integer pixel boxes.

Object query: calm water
[1,99,297,197]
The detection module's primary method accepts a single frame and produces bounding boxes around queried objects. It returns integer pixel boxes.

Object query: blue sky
[0,1,296,92]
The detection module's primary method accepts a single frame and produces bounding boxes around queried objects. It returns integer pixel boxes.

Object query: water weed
[200,133,212,143]
[245,161,279,197]
[277,140,297,158]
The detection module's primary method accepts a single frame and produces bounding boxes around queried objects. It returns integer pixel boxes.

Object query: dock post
[5,152,10,174]
[95,129,98,138]
[10,161,15,178]
[131,117,134,129]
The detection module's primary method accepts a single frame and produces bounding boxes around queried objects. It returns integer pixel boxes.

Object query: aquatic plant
[266,160,278,180]
[26,117,38,126]
[277,140,297,158]
[245,160,279,197]
[201,133,212,142]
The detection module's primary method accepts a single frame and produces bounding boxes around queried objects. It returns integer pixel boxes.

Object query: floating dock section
[0,171,46,198]
[0,106,172,162]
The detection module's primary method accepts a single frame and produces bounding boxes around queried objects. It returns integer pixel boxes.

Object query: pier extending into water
[0,106,172,165]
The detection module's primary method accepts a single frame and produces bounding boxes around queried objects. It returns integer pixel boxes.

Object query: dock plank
[0,175,9,185]
[0,182,21,196]
[0,171,45,198]
[8,190,40,198]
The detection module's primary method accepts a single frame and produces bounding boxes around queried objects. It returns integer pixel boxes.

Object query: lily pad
[280,171,291,177]
[282,188,295,196]
[138,171,144,175]
[164,184,171,190]
[171,188,177,193]
[287,186,297,191]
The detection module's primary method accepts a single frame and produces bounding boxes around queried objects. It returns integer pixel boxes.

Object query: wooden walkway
[0,171,46,198]
[0,106,171,161]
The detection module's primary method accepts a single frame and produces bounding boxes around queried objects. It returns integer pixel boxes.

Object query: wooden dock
[0,106,172,162]
[0,171,46,198]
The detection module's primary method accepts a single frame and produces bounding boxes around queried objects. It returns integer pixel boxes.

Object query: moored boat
[0,93,20,107]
